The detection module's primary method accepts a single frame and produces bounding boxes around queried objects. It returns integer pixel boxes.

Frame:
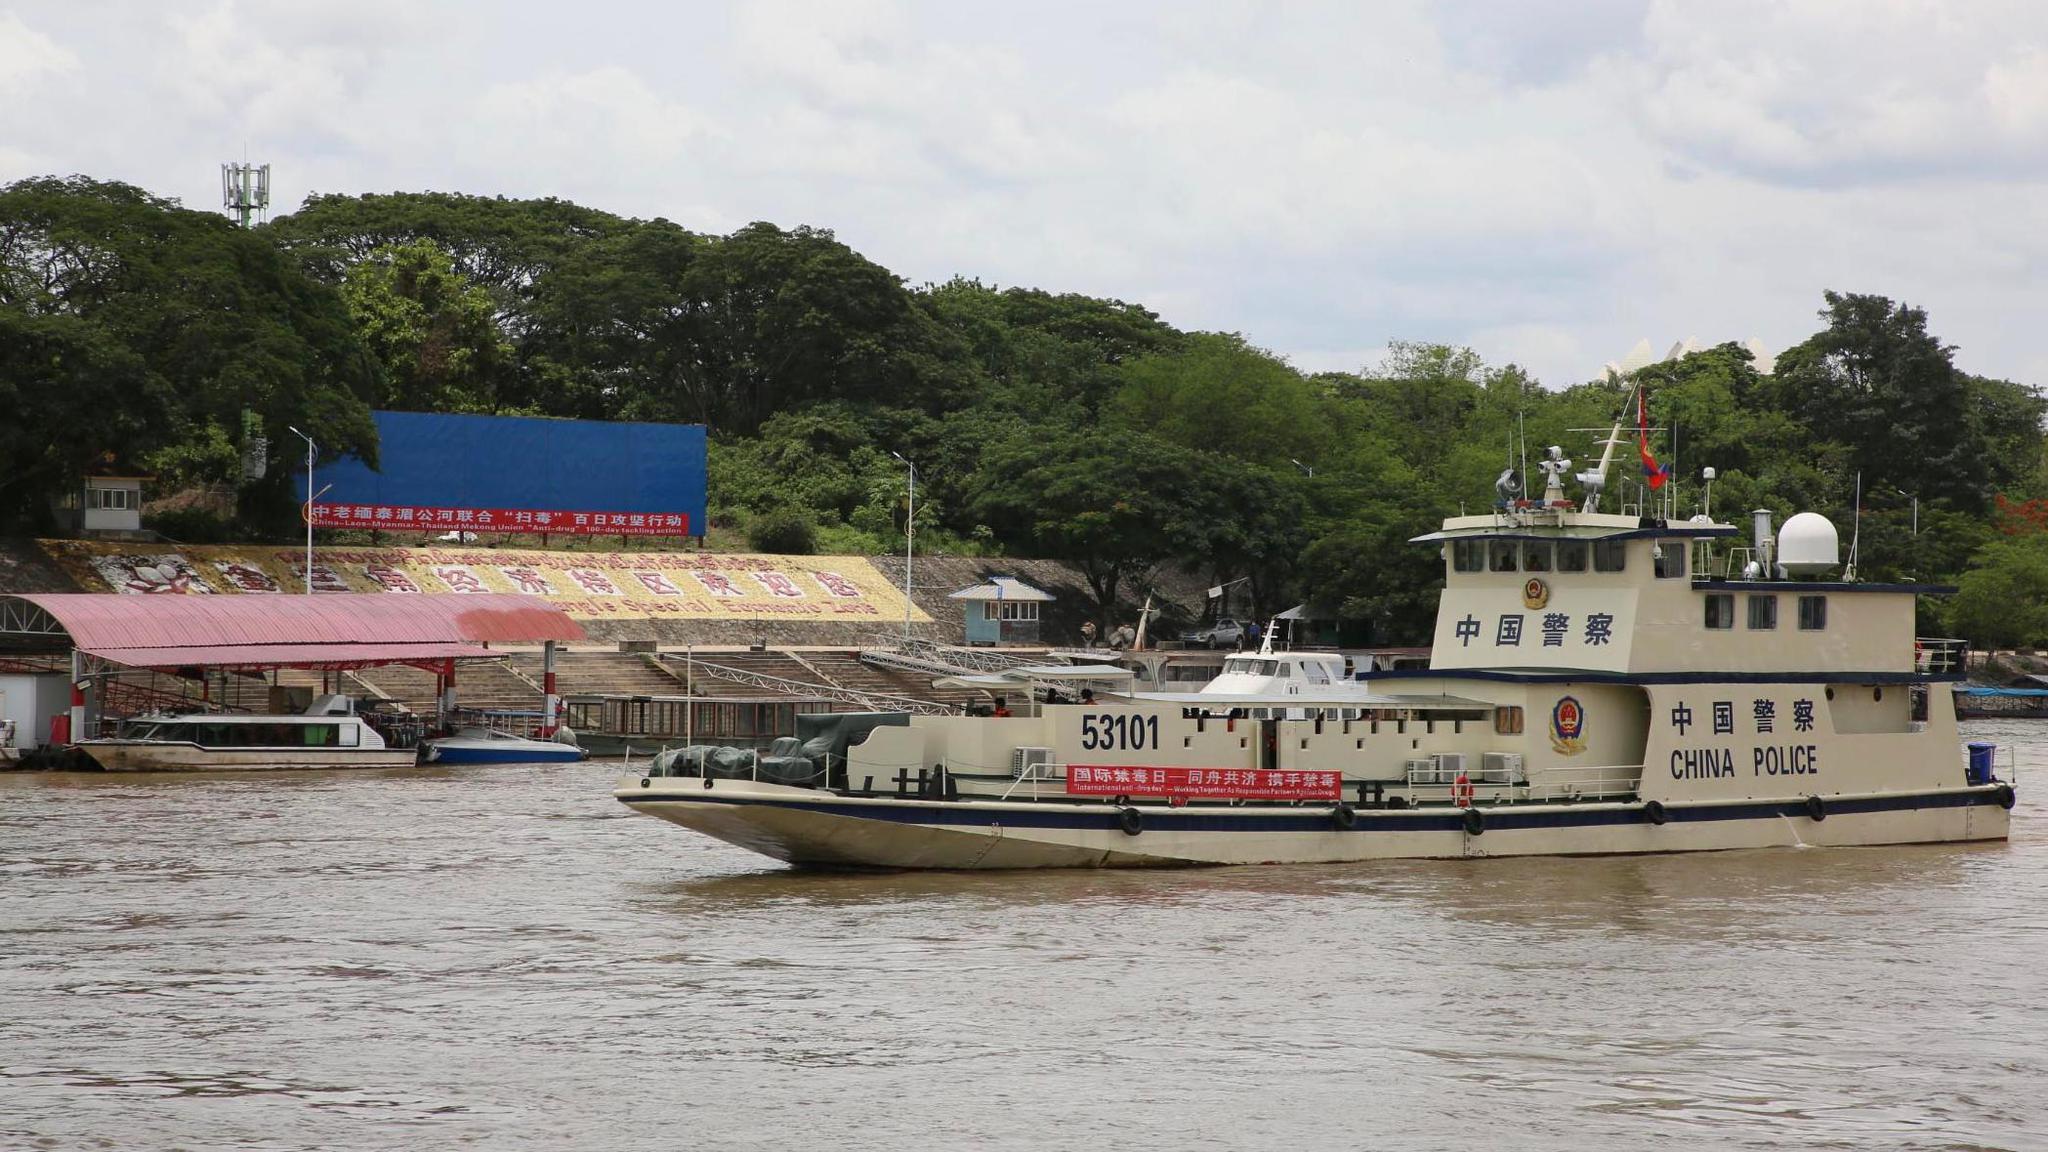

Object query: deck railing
[1915,637,1969,675]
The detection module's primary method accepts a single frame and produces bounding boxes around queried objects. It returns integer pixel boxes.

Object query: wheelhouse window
[1452,539,1485,572]
[1798,595,1828,631]
[1747,594,1778,630]
[1489,541,1519,572]
[1593,539,1627,572]
[1556,540,1588,572]
[1522,542,1551,572]
[1653,541,1687,579]
[1704,593,1734,630]
[1303,662,1331,685]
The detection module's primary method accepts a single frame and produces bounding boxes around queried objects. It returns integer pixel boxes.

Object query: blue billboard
[302,412,708,537]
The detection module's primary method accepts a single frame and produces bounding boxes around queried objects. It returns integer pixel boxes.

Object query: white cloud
[0,11,76,95]
[7,0,2048,391]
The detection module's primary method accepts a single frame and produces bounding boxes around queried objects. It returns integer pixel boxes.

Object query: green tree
[0,175,379,532]
[1948,534,2048,648]
[341,239,511,412]
[0,309,169,530]
[1768,292,1986,511]
[1108,332,1327,466]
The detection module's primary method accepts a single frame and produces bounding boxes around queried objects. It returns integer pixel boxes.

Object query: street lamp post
[289,426,316,594]
[890,452,916,642]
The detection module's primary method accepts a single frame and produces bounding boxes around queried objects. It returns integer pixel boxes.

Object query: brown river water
[4,720,2046,1151]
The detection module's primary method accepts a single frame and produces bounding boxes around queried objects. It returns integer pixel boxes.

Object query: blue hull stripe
[623,786,2009,834]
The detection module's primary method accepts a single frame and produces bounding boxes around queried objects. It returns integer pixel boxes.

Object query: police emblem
[1522,577,1549,610]
[1550,695,1586,756]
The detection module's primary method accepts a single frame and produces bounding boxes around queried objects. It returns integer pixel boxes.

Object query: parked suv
[1182,618,1245,648]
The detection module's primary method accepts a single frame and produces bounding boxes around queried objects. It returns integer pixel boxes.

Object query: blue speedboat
[422,727,587,765]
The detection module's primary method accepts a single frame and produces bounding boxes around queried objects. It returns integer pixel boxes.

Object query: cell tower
[221,162,271,227]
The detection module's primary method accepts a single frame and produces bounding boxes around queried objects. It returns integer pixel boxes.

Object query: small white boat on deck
[423,726,586,765]
[76,695,416,772]
[615,404,2017,869]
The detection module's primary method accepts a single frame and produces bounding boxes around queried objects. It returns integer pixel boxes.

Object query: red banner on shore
[1066,765,1342,800]
[310,503,689,536]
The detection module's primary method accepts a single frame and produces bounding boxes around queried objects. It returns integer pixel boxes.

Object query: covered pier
[0,593,585,748]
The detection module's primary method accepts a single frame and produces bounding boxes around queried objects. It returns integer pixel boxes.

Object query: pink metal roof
[82,641,497,671]
[4,593,583,669]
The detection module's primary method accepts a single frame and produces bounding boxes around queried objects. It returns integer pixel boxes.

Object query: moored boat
[614,404,2016,868]
[76,695,416,772]
[423,726,586,764]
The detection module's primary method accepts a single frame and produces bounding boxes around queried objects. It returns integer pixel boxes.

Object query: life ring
[1996,784,2017,810]
[1452,773,1475,808]
[1642,799,1669,826]
[1117,806,1144,837]
[1804,795,1826,822]
[1461,807,1485,836]
[1331,803,1357,830]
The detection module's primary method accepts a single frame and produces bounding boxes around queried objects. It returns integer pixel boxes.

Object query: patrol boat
[615,413,2016,869]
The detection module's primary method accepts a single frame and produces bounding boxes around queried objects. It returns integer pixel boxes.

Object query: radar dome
[1777,512,1840,576]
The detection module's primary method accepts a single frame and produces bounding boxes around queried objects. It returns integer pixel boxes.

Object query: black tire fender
[1804,794,1826,822]
[1643,800,1669,826]
[1331,803,1357,831]
[702,775,715,790]
[1117,806,1144,837]
[1462,807,1485,837]
[1995,783,2017,810]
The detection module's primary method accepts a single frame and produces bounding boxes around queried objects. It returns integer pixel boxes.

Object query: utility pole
[891,452,916,642]
[290,427,315,594]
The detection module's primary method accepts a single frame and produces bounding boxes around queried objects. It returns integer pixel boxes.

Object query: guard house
[951,577,1053,646]
[52,459,150,536]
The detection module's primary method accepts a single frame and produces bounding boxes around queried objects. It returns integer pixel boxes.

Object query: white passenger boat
[423,726,586,764]
[76,695,417,772]
[616,411,2017,869]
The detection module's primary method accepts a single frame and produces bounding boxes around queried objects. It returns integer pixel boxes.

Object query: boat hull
[423,740,585,765]
[77,742,420,772]
[616,779,2015,869]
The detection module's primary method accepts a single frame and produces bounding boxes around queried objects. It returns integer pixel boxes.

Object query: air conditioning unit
[1404,757,1437,784]
[1012,746,1055,779]
[1430,752,1468,782]
[1481,752,1525,785]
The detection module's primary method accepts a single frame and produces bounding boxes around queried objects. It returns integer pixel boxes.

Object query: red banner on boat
[310,503,688,536]
[1066,765,1342,800]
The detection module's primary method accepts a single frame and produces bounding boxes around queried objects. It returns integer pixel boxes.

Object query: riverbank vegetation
[5,176,2046,644]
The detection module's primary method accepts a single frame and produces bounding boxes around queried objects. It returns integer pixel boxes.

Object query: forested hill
[4,176,2046,646]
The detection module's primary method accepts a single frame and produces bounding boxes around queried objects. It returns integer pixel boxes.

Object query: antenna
[1518,411,1528,507]
[221,162,271,228]
[1845,472,1862,582]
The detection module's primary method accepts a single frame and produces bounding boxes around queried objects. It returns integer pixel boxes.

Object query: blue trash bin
[1966,741,1997,786]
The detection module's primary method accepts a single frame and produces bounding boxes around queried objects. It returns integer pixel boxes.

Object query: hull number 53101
[1080,713,1159,751]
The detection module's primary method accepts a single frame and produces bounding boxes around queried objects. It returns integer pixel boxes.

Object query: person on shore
[1080,620,1098,648]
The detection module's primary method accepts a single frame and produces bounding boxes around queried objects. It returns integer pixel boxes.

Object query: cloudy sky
[4,0,2046,387]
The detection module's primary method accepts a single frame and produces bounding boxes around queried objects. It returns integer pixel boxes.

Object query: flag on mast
[1637,387,1671,490]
